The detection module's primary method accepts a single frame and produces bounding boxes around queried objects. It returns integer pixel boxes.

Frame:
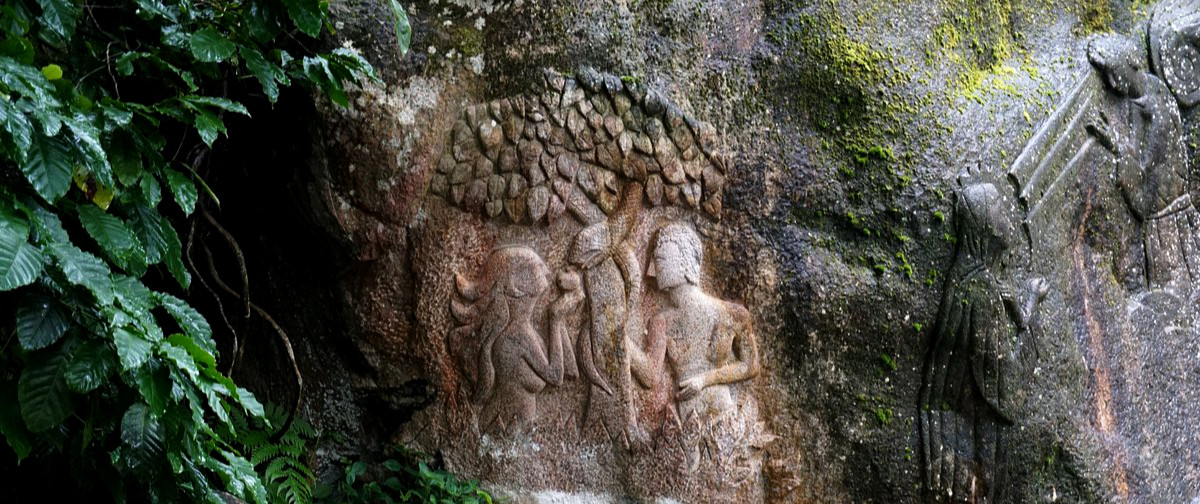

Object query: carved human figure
[627,223,760,455]
[449,246,578,432]
[1088,34,1199,290]
[1150,0,1200,109]
[920,183,1048,504]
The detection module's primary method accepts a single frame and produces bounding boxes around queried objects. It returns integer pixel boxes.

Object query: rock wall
[235,0,1200,502]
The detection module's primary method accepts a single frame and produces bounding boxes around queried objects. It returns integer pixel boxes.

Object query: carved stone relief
[920,182,1048,504]
[980,1,1200,501]
[430,68,727,224]
[415,68,766,501]
[628,223,762,470]
[1088,34,1198,291]
[1009,9,1200,293]
[1151,0,1200,109]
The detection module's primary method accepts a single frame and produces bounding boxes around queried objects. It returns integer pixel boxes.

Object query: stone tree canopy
[428,68,728,223]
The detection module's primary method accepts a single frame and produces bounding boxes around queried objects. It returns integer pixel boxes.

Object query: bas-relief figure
[977,1,1200,502]
[627,222,760,469]
[430,67,765,494]
[432,67,733,449]
[1008,0,1200,294]
[1087,34,1199,291]
[448,246,578,432]
[920,183,1048,504]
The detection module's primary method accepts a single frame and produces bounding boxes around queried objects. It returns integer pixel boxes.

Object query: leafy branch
[0,0,383,501]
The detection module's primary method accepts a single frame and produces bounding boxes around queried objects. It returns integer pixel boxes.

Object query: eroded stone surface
[267,0,1200,503]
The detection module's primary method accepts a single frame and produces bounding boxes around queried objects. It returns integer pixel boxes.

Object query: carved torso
[1117,75,1188,220]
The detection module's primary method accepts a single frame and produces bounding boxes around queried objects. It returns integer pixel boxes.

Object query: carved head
[957,183,1012,267]
[493,246,552,302]
[1089,34,1147,99]
[651,222,703,290]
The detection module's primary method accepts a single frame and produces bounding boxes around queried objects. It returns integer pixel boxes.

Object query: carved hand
[677,375,706,401]
[551,273,584,319]
[1087,116,1119,155]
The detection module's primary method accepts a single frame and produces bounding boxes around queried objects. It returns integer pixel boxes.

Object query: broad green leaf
[240,45,289,102]
[113,326,152,370]
[134,0,178,22]
[244,3,283,42]
[160,214,189,288]
[164,168,198,215]
[182,96,250,117]
[178,377,212,435]
[0,98,33,155]
[48,242,114,304]
[77,204,145,273]
[166,334,217,377]
[99,102,134,132]
[329,47,379,82]
[195,376,231,427]
[346,460,366,484]
[159,294,214,353]
[233,386,264,418]
[121,403,164,471]
[0,56,59,105]
[0,5,34,37]
[281,0,322,38]
[34,0,80,41]
[193,106,226,146]
[301,56,347,107]
[64,114,114,188]
[0,380,33,462]
[161,23,189,50]
[15,294,70,350]
[20,133,72,202]
[389,0,411,56]
[109,135,142,187]
[128,203,164,265]
[114,51,144,76]
[40,63,61,80]
[0,211,42,290]
[18,343,73,432]
[0,36,35,64]
[134,362,170,416]
[64,339,117,393]
[189,28,235,63]
[140,172,163,207]
[113,276,162,339]
[25,200,67,242]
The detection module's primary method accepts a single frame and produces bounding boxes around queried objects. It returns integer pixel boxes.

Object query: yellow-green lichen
[1079,0,1114,33]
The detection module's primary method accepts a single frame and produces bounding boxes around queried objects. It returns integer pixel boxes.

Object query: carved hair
[449,246,550,402]
[655,222,703,285]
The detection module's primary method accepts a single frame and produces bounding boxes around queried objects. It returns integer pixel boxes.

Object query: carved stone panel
[406,69,769,503]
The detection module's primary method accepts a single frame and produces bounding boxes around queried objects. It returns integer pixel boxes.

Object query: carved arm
[678,305,760,399]
[527,284,582,387]
[629,315,667,389]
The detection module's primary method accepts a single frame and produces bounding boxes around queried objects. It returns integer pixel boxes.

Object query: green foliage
[389,0,412,56]
[319,447,493,504]
[234,403,320,504]
[0,0,382,501]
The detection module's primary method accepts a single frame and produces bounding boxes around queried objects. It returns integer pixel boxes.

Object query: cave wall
[229,0,1200,502]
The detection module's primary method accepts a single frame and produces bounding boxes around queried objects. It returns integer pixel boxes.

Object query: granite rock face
[245,0,1200,502]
